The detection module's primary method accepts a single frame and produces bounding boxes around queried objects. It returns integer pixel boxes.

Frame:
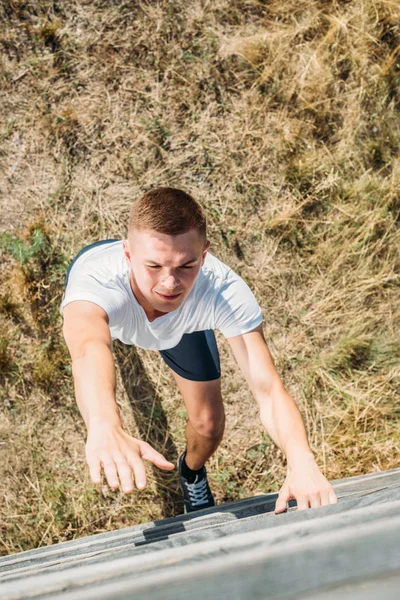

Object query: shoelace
[184,477,210,506]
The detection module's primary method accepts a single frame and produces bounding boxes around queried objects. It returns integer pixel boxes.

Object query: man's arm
[227,323,337,512]
[62,301,174,493]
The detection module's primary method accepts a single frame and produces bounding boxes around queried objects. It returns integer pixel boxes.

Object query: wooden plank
[297,569,400,600]
[1,479,400,579]
[2,468,398,570]
[1,499,400,598]
[44,513,400,600]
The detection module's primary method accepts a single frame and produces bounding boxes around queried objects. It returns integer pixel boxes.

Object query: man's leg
[170,372,225,470]
[159,330,222,511]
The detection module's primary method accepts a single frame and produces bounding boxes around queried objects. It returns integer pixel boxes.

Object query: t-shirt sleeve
[214,271,263,338]
[60,272,127,328]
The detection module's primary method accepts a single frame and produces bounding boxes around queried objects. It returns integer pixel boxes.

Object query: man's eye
[147,265,193,270]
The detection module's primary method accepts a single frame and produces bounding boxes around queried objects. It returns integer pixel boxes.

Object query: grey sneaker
[178,452,216,513]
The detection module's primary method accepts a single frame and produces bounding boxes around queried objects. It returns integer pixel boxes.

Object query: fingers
[140,442,175,471]
[274,498,288,514]
[320,490,332,507]
[91,454,148,493]
[87,459,102,485]
[114,459,135,494]
[309,493,321,509]
[127,455,147,490]
[310,487,338,508]
[298,487,338,511]
[86,434,175,495]
[296,495,310,511]
[274,483,290,514]
[275,465,339,514]
[329,488,338,504]
[101,459,120,490]
[102,455,147,493]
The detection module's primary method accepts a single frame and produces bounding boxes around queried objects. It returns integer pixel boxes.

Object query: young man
[61,187,337,514]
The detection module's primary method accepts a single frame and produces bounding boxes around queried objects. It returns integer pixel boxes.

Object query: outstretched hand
[85,422,175,493]
[275,458,338,513]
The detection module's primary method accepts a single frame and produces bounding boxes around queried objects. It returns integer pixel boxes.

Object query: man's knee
[189,407,225,439]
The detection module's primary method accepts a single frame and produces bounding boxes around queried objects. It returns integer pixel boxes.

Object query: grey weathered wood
[1,468,398,571]
[296,569,400,600]
[0,468,399,599]
[328,467,400,486]
[1,499,400,598]
[1,468,398,577]
[1,486,400,583]
[16,511,400,600]
[0,494,273,568]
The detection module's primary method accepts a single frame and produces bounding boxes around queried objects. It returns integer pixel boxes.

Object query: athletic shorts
[64,240,221,382]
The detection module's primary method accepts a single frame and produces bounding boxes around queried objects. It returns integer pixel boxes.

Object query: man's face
[123,228,210,315]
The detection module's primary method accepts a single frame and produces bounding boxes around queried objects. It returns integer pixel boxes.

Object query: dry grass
[0,0,399,554]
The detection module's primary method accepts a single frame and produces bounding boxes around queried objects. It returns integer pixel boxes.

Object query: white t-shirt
[60,241,263,351]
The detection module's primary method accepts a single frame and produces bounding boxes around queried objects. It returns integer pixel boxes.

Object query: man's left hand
[275,459,338,514]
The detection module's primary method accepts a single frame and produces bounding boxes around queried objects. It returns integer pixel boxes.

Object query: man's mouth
[156,291,182,301]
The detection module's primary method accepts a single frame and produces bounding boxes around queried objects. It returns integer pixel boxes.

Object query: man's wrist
[286,449,316,472]
[86,412,122,432]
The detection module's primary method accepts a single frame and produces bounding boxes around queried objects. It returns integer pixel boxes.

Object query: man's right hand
[85,421,175,493]
[63,301,174,492]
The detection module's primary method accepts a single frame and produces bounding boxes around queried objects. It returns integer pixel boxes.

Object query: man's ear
[122,240,132,266]
[201,240,211,265]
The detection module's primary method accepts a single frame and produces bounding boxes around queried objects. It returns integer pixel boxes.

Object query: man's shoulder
[71,240,126,280]
[202,252,232,281]
[61,241,131,323]
[64,240,130,300]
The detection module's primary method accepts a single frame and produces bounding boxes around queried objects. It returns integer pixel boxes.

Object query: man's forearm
[258,383,315,469]
[72,342,121,430]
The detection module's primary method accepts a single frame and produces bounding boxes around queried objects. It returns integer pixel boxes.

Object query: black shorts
[64,240,221,382]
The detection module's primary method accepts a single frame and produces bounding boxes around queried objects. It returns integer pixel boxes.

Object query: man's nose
[161,273,179,289]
